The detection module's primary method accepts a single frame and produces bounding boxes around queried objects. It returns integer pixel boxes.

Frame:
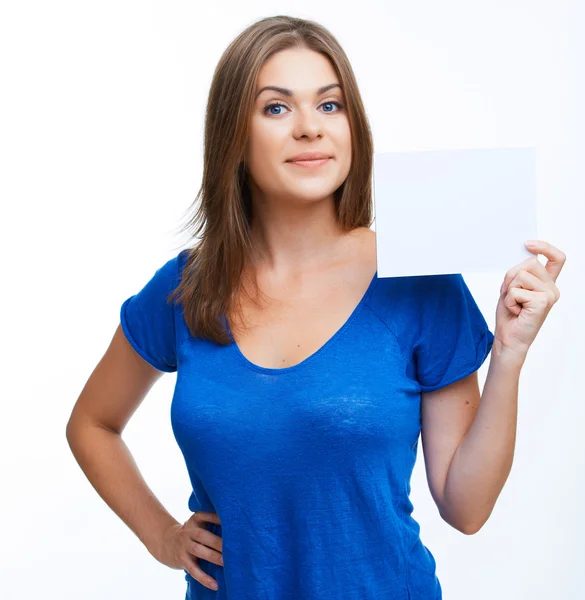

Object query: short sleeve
[412,273,495,392]
[119,253,182,373]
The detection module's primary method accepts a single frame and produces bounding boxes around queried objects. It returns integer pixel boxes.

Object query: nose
[292,106,324,139]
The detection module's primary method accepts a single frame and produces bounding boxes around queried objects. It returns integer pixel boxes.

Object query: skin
[230,46,377,370]
[244,46,359,281]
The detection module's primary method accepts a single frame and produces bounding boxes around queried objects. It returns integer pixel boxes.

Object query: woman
[66,15,565,600]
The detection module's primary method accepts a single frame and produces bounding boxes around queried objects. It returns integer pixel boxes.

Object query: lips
[287,157,330,169]
[287,152,331,162]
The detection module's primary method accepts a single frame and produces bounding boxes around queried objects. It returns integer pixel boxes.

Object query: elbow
[460,507,496,535]
[65,413,90,448]
[460,521,484,535]
[440,508,485,535]
[65,415,81,442]
[65,419,74,443]
[447,518,484,535]
[65,420,79,452]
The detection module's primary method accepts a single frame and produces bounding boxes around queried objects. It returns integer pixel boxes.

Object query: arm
[421,339,524,535]
[66,325,180,560]
[439,339,524,534]
[421,241,564,535]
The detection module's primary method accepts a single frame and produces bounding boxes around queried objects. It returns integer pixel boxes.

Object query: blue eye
[263,100,344,116]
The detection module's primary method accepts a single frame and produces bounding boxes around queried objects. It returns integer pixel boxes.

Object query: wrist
[143,515,181,561]
[492,336,528,369]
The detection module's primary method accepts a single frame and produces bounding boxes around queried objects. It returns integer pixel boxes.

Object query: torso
[228,227,377,370]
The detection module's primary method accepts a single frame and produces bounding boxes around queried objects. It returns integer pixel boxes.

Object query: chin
[290,188,338,203]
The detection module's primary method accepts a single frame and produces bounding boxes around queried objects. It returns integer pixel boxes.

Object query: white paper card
[373,147,538,278]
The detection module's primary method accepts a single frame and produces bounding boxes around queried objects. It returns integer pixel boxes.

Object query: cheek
[328,119,351,153]
[333,127,352,173]
[340,124,352,154]
[245,125,288,191]
[247,123,285,167]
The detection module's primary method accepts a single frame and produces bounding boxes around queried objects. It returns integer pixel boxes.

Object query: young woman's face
[245,47,352,207]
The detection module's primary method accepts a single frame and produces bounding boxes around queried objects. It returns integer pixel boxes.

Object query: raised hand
[495,240,566,359]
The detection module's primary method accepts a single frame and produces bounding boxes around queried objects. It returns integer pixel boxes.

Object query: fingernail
[525,240,537,247]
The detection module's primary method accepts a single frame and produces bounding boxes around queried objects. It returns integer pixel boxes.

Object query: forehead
[256,48,340,91]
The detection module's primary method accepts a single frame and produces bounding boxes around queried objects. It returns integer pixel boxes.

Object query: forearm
[441,339,526,533]
[66,418,179,557]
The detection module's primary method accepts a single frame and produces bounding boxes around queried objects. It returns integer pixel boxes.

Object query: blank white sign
[373,147,538,278]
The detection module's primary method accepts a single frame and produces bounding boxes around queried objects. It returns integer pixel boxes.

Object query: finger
[193,511,222,525]
[501,257,540,294]
[505,287,538,315]
[523,257,556,285]
[525,240,567,282]
[183,556,219,591]
[506,269,549,294]
[188,536,224,567]
[190,526,223,554]
[510,284,557,308]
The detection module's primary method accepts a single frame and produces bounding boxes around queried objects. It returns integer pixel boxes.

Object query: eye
[262,100,344,116]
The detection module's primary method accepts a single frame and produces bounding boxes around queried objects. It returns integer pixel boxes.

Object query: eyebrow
[255,83,342,100]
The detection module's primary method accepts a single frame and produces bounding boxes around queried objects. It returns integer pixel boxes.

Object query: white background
[1,1,583,598]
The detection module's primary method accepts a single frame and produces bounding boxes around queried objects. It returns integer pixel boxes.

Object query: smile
[287,158,330,168]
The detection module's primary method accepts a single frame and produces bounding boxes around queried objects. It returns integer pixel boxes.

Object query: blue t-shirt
[120,249,495,600]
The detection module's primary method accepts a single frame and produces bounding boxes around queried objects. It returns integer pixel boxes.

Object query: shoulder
[366,273,432,318]
[152,248,192,299]
[167,247,191,278]
[369,272,466,312]
[366,272,468,352]
[122,248,193,316]
[119,248,194,373]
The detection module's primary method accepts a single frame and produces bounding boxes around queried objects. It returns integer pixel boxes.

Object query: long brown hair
[168,15,374,345]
